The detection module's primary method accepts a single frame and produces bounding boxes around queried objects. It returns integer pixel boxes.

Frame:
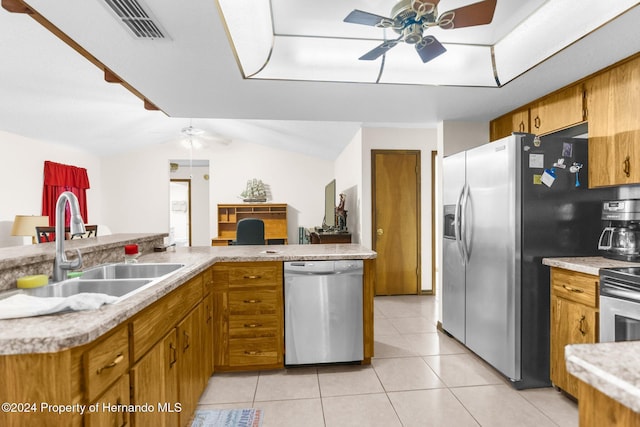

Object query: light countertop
[542,256,640,276]
[566,342,640,413]
[0,242,375,355]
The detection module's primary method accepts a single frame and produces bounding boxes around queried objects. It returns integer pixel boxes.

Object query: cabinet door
[587,56,640,187]
[550,296,598,397]
[86,374,130,427]
[530,84,585,136]
[130,330,179,427]
[203,292,215,377]
[178,304,205,427]
[490,109,529,141]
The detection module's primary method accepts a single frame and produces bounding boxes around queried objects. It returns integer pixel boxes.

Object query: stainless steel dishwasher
[284,260,363,365]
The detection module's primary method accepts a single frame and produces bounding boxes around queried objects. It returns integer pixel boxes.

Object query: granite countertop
[0,242,376,355]
[542,256,640,276]
[566,342,640,413]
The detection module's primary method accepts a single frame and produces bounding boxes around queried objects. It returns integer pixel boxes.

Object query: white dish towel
[0,293,118,320]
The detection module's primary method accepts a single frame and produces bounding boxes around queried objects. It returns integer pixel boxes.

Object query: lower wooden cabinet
[212,262,284,372]
[130,330,179,427]
[577,379,640,427]
[86,374,130,427]
[549,267,599,398]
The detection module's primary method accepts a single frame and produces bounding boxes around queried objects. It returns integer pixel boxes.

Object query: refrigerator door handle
[460,184,470,262]
[454,187,466,262]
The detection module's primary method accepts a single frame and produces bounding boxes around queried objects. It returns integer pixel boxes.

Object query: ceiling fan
[179,125,231,147]
[344,0,497,63]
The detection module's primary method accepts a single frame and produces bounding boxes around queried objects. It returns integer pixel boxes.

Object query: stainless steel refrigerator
[442,129,616,389]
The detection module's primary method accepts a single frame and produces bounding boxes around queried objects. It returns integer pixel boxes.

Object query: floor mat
[191,409,263,427]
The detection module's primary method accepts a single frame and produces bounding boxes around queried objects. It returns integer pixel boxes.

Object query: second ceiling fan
[344,0,497,63]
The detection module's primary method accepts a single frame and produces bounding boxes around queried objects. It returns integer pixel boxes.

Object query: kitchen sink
[81,263,185,280]
[24,278,153,299]
[0,262,187,306]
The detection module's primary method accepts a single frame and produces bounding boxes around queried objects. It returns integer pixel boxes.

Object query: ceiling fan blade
[438,0,497,30]
[344,9,395,28]
[411,0,440,17]
[359,40,400,61]
[415,35,447,63]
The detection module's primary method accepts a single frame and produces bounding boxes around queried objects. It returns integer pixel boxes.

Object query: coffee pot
[598,200,640,261]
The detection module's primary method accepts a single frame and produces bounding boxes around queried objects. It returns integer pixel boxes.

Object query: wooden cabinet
[130,330,179,427]
[577,379,640,427]
[212,203,288,246]
[490,108,529,141]
[177,305,205,427]
[587,55,640,187]
[550,267,599,398]
[309,231,352,244]
[0,268,212,427]
[86,374,130,427]
[212,262,284,371]
[530,84,586,136]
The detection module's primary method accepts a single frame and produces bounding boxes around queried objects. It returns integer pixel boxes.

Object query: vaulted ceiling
[0,1,639,159]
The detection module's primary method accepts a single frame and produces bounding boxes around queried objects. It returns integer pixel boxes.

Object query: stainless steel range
[600,267,640,342]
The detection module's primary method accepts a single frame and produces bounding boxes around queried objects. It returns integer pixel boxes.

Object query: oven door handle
[601,283,640,303]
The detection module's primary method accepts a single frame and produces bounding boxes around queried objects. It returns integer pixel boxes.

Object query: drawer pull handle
[243,299,262,304]
[624,156,631,177]
[169,343,177,368]
[562,285,584,293]
[578,315,587,336]
[244,350,261,355]
[244,275,262,279]
[96,353,124,374]
[244,323,262,328]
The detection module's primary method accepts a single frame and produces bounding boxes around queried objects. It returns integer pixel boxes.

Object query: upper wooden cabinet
[530,84,586,136]
[587,55,640,188]
[490,108,530,141]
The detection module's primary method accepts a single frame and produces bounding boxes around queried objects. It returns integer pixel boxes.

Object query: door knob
[377,228,384,236]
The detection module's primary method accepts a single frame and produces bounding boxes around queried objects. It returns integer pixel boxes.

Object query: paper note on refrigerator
[529,154,544,168]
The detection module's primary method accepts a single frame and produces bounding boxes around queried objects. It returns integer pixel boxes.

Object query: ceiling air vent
[103,0,166,39]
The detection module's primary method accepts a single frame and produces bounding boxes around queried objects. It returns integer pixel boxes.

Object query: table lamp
[11,215,49,244]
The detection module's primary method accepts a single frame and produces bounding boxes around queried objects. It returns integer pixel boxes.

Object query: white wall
[0,130,102,247]
[100,139,334,244]
[360,127,438,292]
[334,129,363,243]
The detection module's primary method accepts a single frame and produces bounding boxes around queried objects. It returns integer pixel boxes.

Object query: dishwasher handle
[284,260,363,275]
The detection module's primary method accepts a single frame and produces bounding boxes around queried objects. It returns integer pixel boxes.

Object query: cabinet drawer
[229,289,279,315]
[551,268,599,307]
[85,374,130,427]
[229,315,280,338]
[84,326,129,403]
[228,263,281,287]
[229,337,280,366]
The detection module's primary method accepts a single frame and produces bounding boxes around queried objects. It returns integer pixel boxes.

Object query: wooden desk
[309,231,352,244]
[212,203,288,246]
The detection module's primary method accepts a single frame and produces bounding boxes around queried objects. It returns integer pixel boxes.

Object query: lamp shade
[11,215,49,243]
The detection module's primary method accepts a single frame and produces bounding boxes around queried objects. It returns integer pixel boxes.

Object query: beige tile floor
[197,295,578,426]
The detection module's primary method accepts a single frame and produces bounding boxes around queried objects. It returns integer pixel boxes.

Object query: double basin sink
[16,263,185,303]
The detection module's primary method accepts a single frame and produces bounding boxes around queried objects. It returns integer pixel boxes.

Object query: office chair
[234,218,265,245]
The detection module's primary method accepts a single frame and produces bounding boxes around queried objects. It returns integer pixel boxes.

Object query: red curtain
[42,161,91,226]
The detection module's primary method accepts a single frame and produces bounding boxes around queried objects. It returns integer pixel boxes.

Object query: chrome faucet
[52,191,86,282]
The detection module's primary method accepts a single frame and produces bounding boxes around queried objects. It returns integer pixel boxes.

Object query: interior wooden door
[372,150,420,295]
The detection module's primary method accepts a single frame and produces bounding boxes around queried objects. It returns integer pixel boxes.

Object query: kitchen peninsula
[0,234,376,427]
